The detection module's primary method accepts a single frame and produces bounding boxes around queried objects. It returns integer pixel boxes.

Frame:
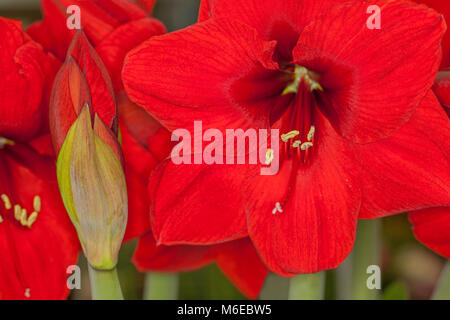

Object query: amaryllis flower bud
[57,105,127,269]
[50,30,127,270]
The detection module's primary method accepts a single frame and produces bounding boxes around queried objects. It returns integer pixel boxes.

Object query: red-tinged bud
[50,31,126,270]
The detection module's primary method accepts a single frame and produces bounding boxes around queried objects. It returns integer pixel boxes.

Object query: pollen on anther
[14,205,21,220]
[292,140,301,148]
[0,137,15,149]
[307,126,315,142]
[1,194,11,210]
[20,208,28,226]
[0,215,3,223]
[27,212,39,228]
[24,288,30,298]
[33,196,41,213]
[265,149,274,165]
[281,130,300,142]
[300,142,313,150]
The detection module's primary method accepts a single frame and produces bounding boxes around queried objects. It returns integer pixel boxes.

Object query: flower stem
[288,272,325,300]
[143,272,178,300]
[432,261,450,300]
[88,265,124,300]
[350,219,381,300]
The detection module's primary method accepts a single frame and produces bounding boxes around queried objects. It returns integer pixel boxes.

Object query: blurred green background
[1,0,446,300]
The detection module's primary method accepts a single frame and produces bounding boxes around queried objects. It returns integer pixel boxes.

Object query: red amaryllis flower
[27,0,166,89]
[0,18,78,300]
[119,97,268,299]
[123,0,450,275]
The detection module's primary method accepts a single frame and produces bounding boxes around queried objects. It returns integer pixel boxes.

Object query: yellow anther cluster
[0,194,41,228]
[282,125,316,150]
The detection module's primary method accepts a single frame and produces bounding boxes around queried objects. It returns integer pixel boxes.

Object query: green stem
[350,219,381,300]
[88,265,124,300]
[143,272,178,300]
[288,272,325,300]
[432,261,450,300]
[335,252,353,300]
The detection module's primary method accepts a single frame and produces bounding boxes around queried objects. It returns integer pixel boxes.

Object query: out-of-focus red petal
[0,148,79,300]
[293,0,445,143]
[130,0,156,14]
[123,167,151,241]
[96,18,166,90]
[133,232,215,272]
[244,111,361,275]
[213,238,268,299]
[149,160,248,246]
[0,18,57,142]
[133,235,267,299]
[353,91,450,218]
[123,18,279,133]
[409,207,450,259]
[26,0,73,61]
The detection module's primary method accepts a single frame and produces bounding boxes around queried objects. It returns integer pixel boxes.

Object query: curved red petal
[0,18,58,142]
[123,18,279,133]
[149,160,248,246]
[416,0,450,69]
[133,232,215,272]
[96,18,166,90]
[409,207,450,259]
[214,238,268,299]
[353,91,450,218]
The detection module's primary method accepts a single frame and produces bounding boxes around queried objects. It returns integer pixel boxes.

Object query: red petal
[244,111,361,275]
[213,238,268,299]
[416,0,450,69]
[409,207,450,259]
[28,0,150,60]
[123,167,151,241]
[133,235,267,299]
[50,57,90,153]
[96,18,166,90]
[26,0,73,61]
[133,232,215,272]
[123,18,279,133]
[0,147,79,300]
[67,31,117,128]
[198,0,336,62]
[293,0,445,143]
[149,160,248,245]
[0,18,57,142]
[353,91,450,218]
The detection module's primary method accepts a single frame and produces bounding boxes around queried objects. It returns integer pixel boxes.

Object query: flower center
[272,65,322,165]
